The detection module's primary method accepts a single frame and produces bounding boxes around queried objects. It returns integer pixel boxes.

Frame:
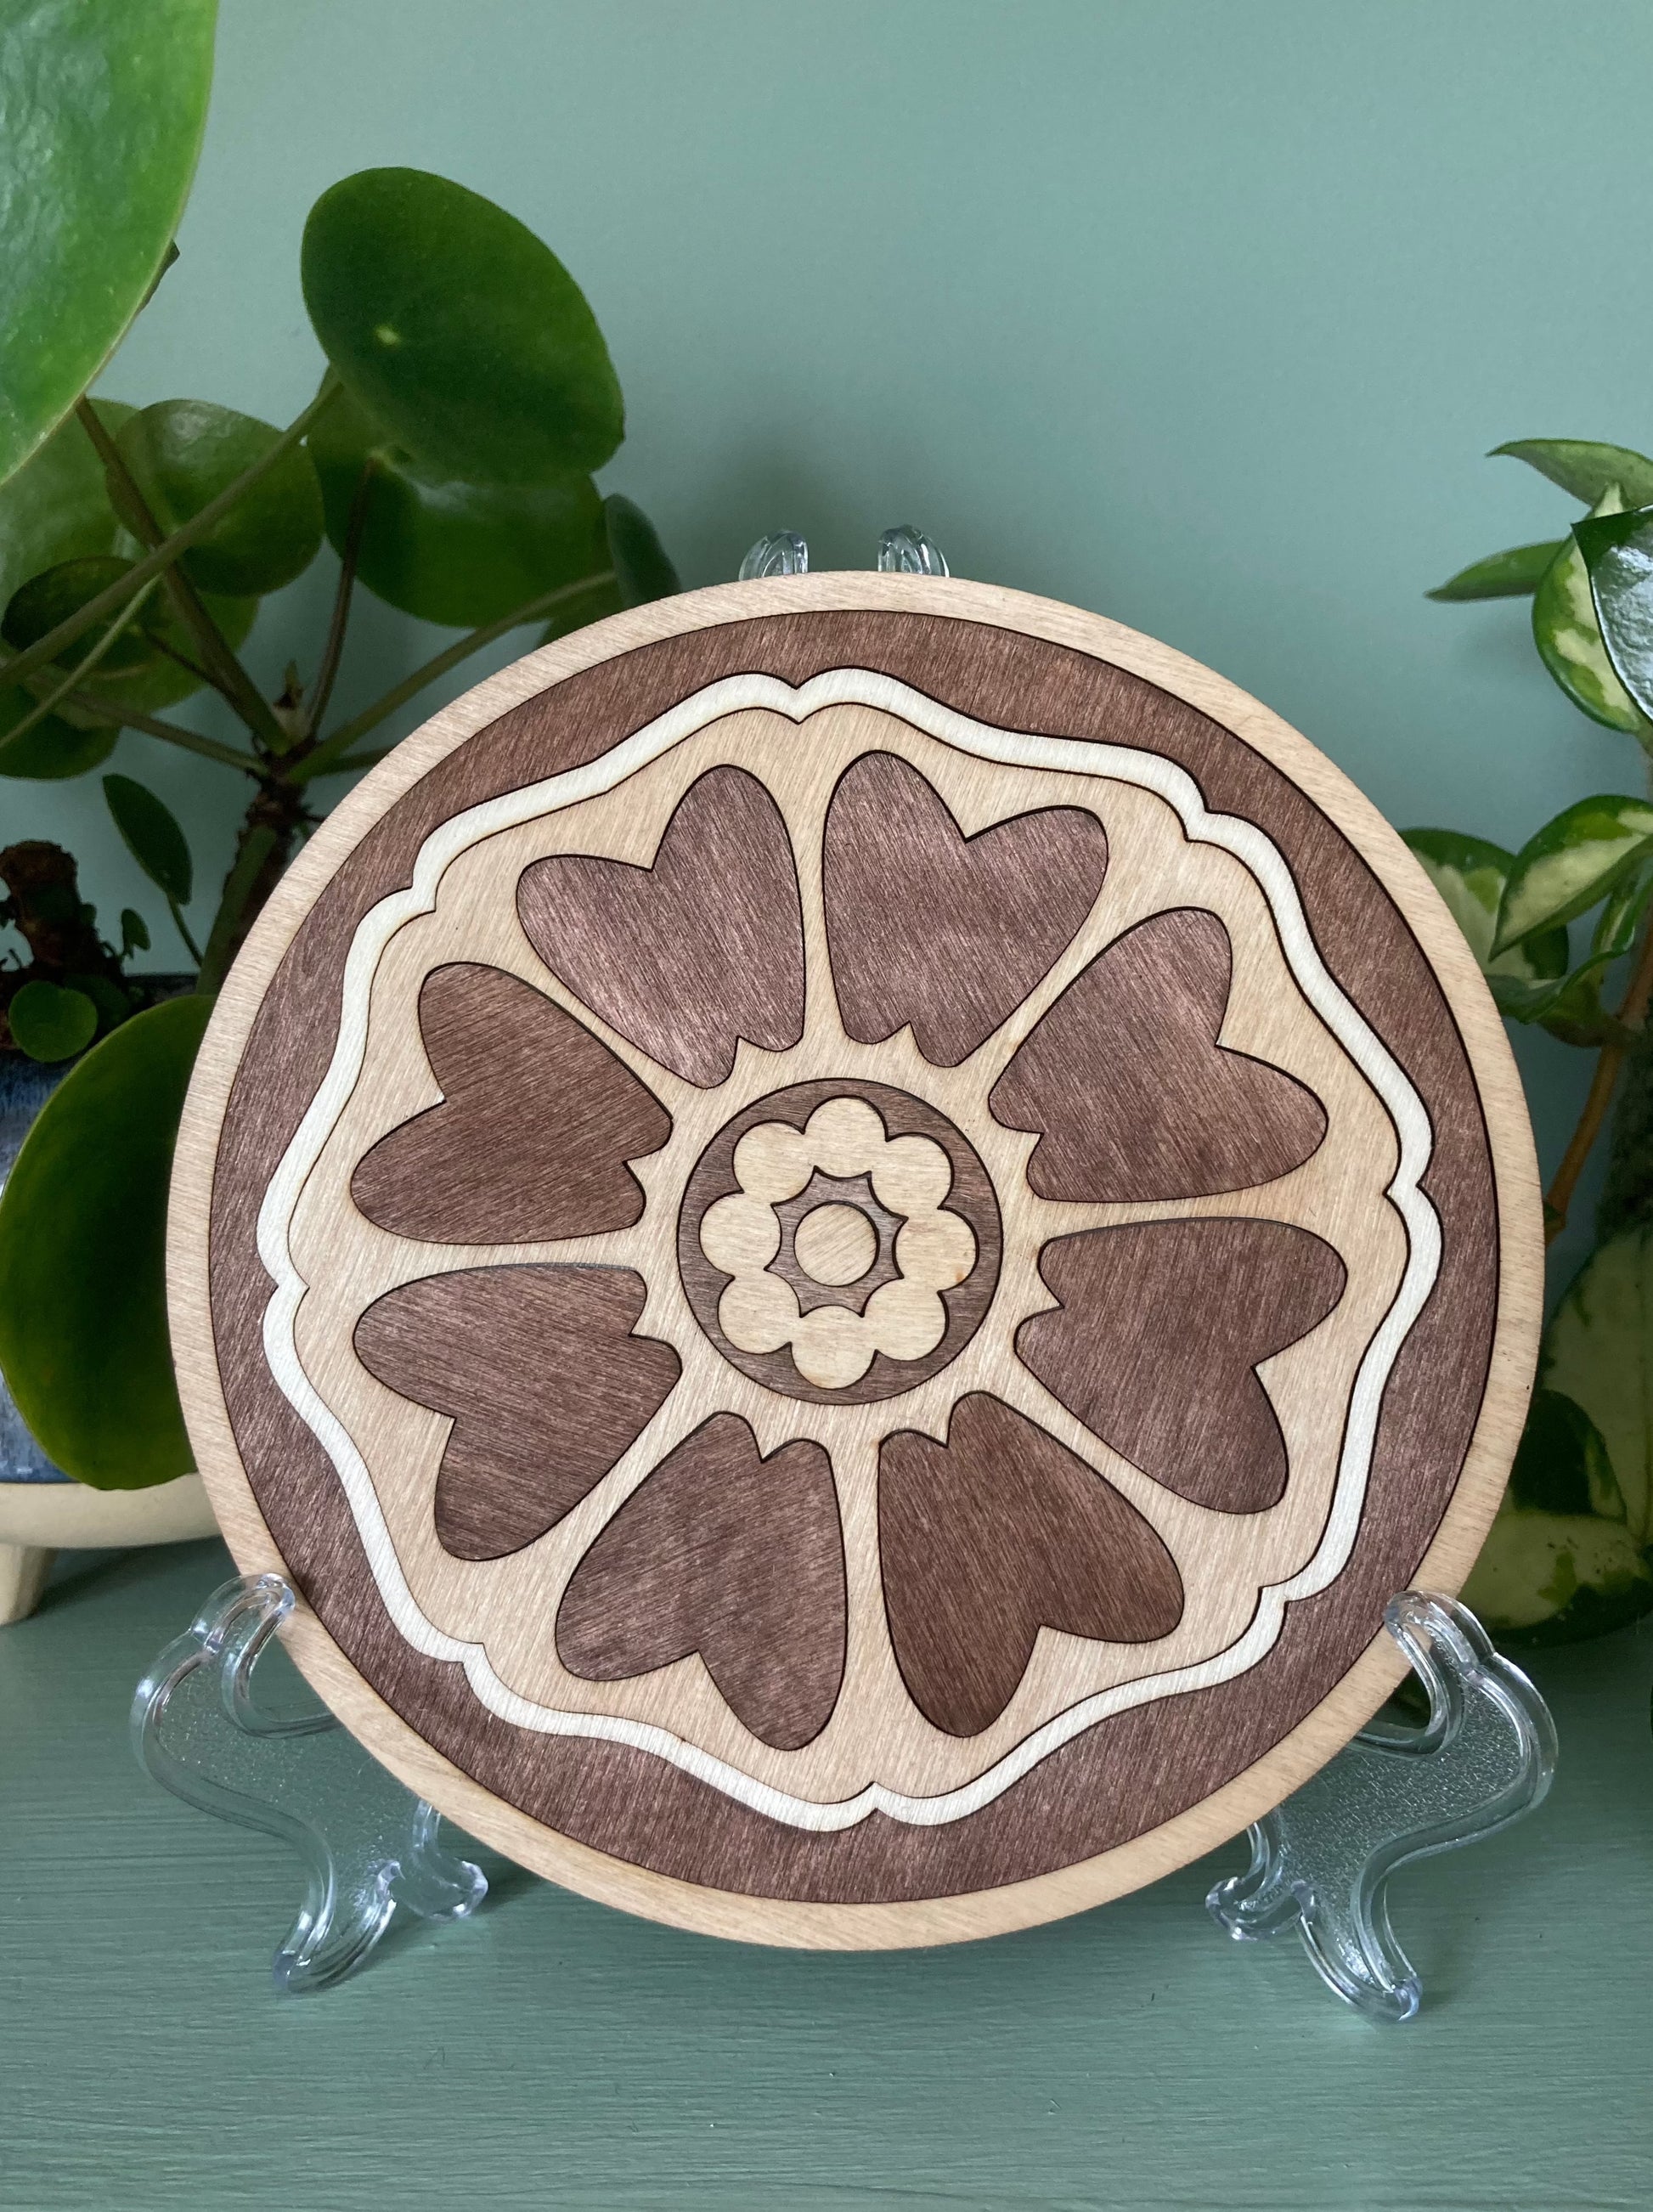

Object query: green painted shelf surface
[3,1539,1651,2212]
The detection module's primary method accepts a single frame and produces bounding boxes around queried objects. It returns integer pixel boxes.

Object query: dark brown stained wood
[879,1393,1184,1737]
[989,908,1329,1201]
[201,606,1506,1907]
[350,963,672,1244]
[1017,1222,1347,1513]
[516,764,804,1086]
[353,1265,680,1560]
[556,1414,847,1751]
[823,750,1109,1065]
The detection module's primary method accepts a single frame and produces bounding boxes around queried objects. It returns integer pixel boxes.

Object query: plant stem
[305,464,375,740]
[55,689,262,773]
[291,568,616,785]
[1,381,340,695]
[76,399,287,752]
[166,894,203,966]
[0,580,160,748]
[1544,913,1653,1240]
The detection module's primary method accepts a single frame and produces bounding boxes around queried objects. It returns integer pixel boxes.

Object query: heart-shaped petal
[879,1394,1183,1737]
[1017,1222,1346,1513]
[824,751,1109,1066]
[990,909,1328,1200]
[556,1414,846,1749]
[350,962,671,1244]
[353,1264,680,1560]
[517,765,805,1086]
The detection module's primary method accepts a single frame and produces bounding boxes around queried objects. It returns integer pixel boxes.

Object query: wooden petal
[353,1265,680,1560]
[556,1414,846,1749]
[350,962,671,1244]
[1017,1222,1346,1513]
[517,765,805,1086]
[989,909,1328,1200]
[824,751,1109,1065]
[879,1394,1183,1737]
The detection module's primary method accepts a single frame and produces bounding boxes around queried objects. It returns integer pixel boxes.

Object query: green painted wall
[8,0,1651,1280]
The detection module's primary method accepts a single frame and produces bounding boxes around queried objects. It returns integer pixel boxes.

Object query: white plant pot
[0,1042,219,1623]
[0,1473,219,1622]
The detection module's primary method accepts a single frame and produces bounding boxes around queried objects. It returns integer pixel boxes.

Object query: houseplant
[1410,439,1653,1647]
[0,5,678,1616]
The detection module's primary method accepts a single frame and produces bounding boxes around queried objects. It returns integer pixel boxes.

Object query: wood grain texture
[824,749,1109,1064]
[990,908,1329,1200]
[677,1077,1002,1405]
[517,764,805,1086]
[878,1393,1184,1736]
[353,1265,680,1560]
[770,1171,903,1316]
[350,963,672,1243]
[166,575,1543,1947]
[556,1414,846,1752]
[1018,1222,1347,1512]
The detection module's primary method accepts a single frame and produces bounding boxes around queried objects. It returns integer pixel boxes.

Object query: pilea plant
[1411,438,1653,1647]
[0,7,677,1488]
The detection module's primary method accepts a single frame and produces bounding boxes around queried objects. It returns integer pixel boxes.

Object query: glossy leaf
[0,683,116,778]
[1532,489,1646,732]
[1492,795,1653,953]
[0,400,134,607]
[605,494,680,608]
[1591,856,1653,959]
[1402,827,1567,979]
[1487,952,1623,1044]
[114,399,324,596]
[3,550,254,713]
[8,979,98,1063]
[1425,540,1562,602]
[120,908,150,956]
[1493,438,1653,509]
[301,168,624,485]
[307,385,607,625]
[1576,501,1653,727]
[103,772,191,904]
[0,993,210,1487]
[0,2,217,483]
[1464,1233,1653,1646]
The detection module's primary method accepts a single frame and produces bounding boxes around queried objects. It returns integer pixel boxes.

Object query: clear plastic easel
[133,529,1557,2017]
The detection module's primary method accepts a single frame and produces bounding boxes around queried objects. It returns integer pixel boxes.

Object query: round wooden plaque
[171,574,1541,1947]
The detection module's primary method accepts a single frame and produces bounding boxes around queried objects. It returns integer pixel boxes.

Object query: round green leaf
[0,399,134,607]
[5,555,157,671]
[7,979,98,1063]
[1402,827,1568,979]
[301,168,624,485]
[114,398,324,595]
[1532,488,1647,731]
[1575,501,1653,728]
[0,992,210,1486]
[0,2,217,484]
[0,682,116,778]
[103,771,191,904]
[1493,437,1653,509]
[1464,1232,1653,1645]
[604,494,680,609]
[1492,794,1653,954]
[1425,540,1562,603]
[307,386,608,626]
[3,550,254,712]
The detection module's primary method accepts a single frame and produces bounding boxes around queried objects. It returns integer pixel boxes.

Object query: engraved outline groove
[255,668,1441,1833]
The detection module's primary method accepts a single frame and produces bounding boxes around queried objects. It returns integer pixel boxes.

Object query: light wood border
[167,573,1543,1949]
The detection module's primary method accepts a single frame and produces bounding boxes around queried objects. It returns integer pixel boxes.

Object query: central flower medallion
[678,1078,1003,1403]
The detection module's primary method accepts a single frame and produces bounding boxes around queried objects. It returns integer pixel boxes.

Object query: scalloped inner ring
[676,1077,1004,1406]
